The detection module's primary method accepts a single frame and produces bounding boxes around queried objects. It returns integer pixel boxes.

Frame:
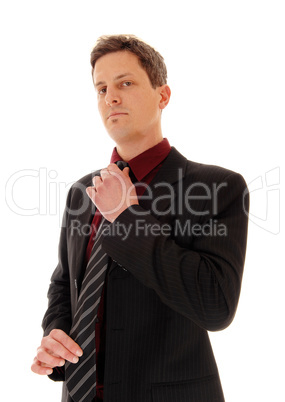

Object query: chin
[106,129,132,144]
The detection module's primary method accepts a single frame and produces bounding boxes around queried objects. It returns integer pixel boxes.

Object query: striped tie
[65,161,128,402]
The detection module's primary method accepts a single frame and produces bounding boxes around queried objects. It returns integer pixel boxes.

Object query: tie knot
[116,160,128,170]
[116,160,137,183]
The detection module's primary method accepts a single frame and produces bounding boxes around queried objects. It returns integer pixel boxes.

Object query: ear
[158,84,171,110]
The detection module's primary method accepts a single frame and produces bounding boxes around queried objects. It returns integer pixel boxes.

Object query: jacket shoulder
[63,170,100,211]
[170,147,246,185]
[73,171,97,188]
[185,158,246,186]
[68,170,100,195]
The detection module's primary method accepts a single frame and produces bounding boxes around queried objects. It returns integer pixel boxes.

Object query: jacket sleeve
[101,172,249,332]
[41,187,73,338]
[41,187,75,382]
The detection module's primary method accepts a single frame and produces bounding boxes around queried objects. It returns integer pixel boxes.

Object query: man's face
[93,51,168,146]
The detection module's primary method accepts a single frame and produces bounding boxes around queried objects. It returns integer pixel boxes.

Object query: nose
[105,87,121,107]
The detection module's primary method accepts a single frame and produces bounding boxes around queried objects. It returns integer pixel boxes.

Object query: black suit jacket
[42,147,249,402]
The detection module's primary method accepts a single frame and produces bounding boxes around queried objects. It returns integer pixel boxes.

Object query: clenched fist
[86,163,139,222]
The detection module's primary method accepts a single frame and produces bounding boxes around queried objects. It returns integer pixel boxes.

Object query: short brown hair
[90,34,167,88]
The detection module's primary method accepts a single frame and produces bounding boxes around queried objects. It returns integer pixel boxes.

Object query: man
[32,35,249,402]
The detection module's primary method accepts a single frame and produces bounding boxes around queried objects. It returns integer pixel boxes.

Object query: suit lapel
[72,169,100,281]
[139,147,188,217]
[108,147,188,275]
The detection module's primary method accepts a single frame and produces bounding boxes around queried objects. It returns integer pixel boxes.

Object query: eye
[122,81,132,87]
[98,87,107,95]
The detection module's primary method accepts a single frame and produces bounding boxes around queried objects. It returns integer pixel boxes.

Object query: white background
[1,1,284,401]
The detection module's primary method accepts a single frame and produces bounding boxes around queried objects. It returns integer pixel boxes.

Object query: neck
[116,133,164,162]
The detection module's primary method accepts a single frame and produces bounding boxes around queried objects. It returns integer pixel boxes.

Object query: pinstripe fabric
[65,220,109,402]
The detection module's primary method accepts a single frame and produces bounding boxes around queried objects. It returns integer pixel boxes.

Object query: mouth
[107,112,128,120]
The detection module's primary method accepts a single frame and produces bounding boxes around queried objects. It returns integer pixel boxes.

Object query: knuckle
[51,342,62,355]
[31,361,37,372]
[50,356,62,367]
[40,336,47,346]
[36,348,45,361]
[94,179,101,188]
[50,328,61,338]
[100,169,107,176]
[31,365,39,374]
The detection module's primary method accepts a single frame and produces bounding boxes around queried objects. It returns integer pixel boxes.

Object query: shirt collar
[110,138,171,181]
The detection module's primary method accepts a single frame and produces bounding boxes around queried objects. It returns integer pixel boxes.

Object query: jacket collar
[138,147,187,216]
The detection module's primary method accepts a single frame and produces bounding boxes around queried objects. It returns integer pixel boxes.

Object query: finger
[31,357,53,376]
[100,168,112,181]
[106,163,120,172]
[103,164,127,181]
[49,329,83,357]
[86,186,96,200]
[41,330,83,363]
[92,175,102,186]
[36,347,66,368]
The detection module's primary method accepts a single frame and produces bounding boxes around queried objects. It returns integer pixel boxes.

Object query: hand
[86,163,139,222]
[31,329,83,376]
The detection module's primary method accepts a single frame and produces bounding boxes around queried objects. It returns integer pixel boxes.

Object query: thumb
[122,166,130,177]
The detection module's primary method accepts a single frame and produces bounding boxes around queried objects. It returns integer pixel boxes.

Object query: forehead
[93,51,147,83]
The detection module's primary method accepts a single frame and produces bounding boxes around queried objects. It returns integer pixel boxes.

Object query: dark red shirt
[84,138,171,400]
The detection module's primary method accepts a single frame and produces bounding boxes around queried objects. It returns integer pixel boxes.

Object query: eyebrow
[95,73,134,88]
